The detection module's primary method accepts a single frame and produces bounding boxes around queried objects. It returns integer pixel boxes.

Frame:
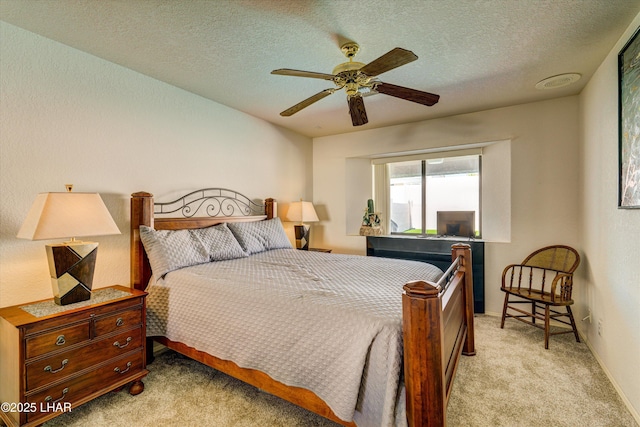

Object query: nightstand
[309,248,332,253]
[0,285,148,427]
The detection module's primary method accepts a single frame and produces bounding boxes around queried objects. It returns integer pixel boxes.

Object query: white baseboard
[580,333,640,425]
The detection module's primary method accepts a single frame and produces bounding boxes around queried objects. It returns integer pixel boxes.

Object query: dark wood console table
[366,235,485,313]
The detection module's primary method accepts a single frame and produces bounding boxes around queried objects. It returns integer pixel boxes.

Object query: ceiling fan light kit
[272,42,440,126]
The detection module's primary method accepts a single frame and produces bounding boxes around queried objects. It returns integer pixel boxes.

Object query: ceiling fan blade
[280,89,335,116]
[271,69,335,81]
[375,82,440,106]
[348,95,368,126]
[358,48,418,77]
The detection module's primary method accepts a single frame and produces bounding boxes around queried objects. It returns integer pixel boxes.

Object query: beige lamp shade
[285,200,319,224]
[285,200,318,251]
[17,192,120,241]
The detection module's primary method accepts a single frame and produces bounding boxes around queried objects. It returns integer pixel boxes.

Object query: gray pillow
[191,223,247,261]
[228,218,292,255]
[139,226,209,279]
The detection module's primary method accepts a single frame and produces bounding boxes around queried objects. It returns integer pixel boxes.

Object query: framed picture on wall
[618,27,640,208]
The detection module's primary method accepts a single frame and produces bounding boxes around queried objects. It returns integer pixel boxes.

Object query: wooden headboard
[130,189,275,291]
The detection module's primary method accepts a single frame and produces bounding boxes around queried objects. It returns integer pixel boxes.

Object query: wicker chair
[500,245,580,349]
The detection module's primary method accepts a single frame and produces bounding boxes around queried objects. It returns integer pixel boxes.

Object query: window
[386,154,481,236]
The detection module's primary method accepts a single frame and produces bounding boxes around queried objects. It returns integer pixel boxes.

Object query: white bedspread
[145,249,442,426]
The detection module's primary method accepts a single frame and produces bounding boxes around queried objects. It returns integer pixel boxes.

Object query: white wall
[0,22,312,307]
[578,14,640,418]
[313,96,580,319]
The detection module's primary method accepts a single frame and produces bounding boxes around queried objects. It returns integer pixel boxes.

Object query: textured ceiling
[1,0,639,138]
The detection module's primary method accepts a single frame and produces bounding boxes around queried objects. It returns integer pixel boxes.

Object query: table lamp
[285,199,319,250]
[17,185,121,305]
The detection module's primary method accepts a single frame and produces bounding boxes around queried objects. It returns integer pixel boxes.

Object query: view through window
[388,155,481,236]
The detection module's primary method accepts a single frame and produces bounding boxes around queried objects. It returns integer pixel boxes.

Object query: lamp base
[294,225,311,250]
[46,241,98,305]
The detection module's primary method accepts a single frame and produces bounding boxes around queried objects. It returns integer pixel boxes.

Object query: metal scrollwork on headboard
[154,188,264,218]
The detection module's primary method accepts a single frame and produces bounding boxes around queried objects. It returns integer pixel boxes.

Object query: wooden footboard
[130,191,475,427]
[403,244,475,427]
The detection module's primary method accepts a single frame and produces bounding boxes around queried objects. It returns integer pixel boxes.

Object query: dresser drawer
[94,306,142,337]
[26,349,145,423]
[26,327,143,391]
[25,321,91,359]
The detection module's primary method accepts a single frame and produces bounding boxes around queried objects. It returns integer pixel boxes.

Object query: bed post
[452,243,476,356]
[403,244,476,427]
[402,280,446,427]
[265,198,275,219]
[131,192,154,292]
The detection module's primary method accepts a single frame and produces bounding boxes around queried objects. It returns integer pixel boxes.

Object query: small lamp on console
[285,199,319,250]
[17,185,121,305]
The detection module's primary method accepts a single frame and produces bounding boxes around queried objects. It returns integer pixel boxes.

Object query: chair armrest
[502,264,529,287]
[550,272,574,302]
[501,264,527,289]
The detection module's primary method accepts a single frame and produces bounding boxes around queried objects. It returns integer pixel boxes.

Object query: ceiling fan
[271,42,440,126]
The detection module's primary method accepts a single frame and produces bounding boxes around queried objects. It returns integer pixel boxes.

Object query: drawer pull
[114,361,132,374]
[44,359,68,374]
[55,335,66,346]
[113,337,132,349]
[116,317,125,327]
[44,387,68,404]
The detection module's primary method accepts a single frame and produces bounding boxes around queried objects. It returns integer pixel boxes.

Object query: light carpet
[42,315,637,427]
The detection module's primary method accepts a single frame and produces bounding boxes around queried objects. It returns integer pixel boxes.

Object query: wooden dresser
[0,285,148,427]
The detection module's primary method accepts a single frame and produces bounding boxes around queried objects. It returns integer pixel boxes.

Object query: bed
[130,189,475,427]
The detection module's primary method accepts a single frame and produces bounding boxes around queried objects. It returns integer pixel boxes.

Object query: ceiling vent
[535,73,581,90]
